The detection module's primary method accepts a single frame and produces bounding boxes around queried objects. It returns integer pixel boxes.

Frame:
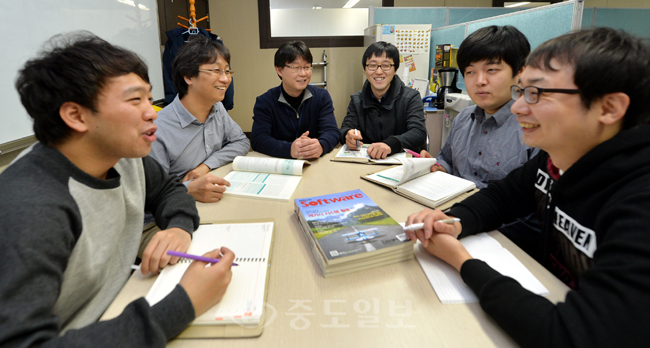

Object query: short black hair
[173,36,231,99]
[457,25,530,77]
[362,41,400,71]
[527,27,650,130]
[274,41,313,68]
[274,41,313,80]
[15,31,150,146]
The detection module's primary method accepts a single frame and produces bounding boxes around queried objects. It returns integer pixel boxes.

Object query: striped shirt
[150,95,250,178]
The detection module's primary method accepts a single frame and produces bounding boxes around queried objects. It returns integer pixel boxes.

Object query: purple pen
[167,250,238,266]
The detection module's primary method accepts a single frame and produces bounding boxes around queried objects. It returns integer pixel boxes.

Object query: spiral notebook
[145,220,274,338]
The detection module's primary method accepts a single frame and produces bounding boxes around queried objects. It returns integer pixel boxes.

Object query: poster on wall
[395,29,430,54]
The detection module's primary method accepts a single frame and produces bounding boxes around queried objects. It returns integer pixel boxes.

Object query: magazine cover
[295,189,410,262]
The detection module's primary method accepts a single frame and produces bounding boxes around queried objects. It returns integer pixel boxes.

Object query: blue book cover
[295,189,410,263]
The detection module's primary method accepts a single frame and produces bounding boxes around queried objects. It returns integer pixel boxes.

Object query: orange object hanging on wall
[177,0,210,33]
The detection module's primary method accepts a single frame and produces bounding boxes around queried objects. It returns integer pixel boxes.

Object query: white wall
[0,0,163,148]
[271,9,369,36]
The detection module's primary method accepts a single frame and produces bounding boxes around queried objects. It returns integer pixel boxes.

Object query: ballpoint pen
[405,149,421,158]
[403,218,461,231]
[167,250,239,266]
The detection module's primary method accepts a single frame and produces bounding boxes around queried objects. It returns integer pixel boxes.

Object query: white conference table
[103,147,569,347]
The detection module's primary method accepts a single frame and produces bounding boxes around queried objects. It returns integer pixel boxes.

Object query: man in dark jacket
[251,41,339,159]
[406,28,650,347]
[340,41,426,159]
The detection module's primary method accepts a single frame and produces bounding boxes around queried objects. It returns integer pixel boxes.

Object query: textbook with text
[223,156,309,201]
[331,144,406,164]
[362,157,476,208]
[294,189,413,277]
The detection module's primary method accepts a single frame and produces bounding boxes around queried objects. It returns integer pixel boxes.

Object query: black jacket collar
[360,75,405,111]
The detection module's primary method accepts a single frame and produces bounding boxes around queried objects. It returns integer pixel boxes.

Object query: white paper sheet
[413,232,549,304]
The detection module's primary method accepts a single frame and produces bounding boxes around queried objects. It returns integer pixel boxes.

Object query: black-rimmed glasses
[198,68,234,77]
[511,85,580,104]
[365,63,395,72]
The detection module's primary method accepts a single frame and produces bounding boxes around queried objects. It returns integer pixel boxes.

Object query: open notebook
[145,220,274,337]
[413,232,548,304]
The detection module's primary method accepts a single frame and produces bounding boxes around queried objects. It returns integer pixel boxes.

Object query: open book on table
[362,157,476,208]
[223,156,310,201]
[330,144,407,164]
[145,220,274,338]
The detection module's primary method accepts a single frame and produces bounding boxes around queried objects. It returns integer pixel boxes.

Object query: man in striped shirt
[151,36,249,204]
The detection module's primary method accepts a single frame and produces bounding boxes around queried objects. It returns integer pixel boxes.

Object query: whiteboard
[0,0,164,147]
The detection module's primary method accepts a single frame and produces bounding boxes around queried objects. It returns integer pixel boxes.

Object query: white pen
[403,223,424,231]
[403,218,460,231]
[438,218,461,224]
[354,129,360,149]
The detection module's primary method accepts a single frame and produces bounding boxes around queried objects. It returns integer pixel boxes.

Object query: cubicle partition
[371,7,516,27]
[582,8,650,38]
[464,2,578,49]
[429,25,465,57]
[370,1,583,93]
[448,1,580,91]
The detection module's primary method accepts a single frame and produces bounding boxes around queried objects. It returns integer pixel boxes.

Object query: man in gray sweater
[0,32,234,347]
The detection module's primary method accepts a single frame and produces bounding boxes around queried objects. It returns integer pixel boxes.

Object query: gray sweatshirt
[0,143,199,347]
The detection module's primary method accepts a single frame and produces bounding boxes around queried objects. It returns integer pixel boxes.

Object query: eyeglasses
[198,68,234,77]
[365,63,395,72]
[284,65,313,73]
[511,85,580,104]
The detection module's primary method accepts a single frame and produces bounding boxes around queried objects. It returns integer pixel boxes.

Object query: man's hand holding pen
[346,128,363,150]
[405,209,471,272]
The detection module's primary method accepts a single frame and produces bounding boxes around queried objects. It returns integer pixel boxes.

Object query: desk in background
[102,148,569,348]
